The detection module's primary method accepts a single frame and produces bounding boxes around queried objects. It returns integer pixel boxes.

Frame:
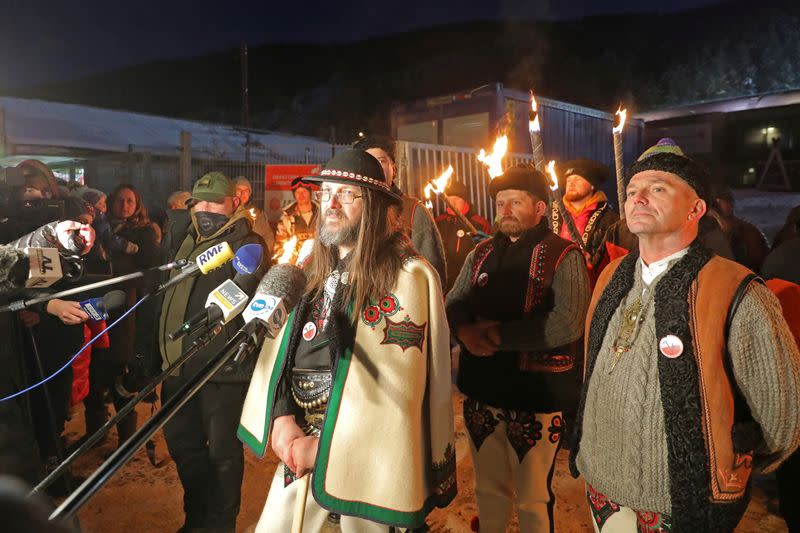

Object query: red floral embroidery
[379,295,398,315]
[636,510,672,532]
[363,306,381,325]
[548,414,564,444]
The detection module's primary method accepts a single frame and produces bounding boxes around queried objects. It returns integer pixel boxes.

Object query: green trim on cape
[309,306,441,528]
[237,311,296,457]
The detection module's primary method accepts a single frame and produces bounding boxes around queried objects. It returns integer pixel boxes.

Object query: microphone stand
[30,322,224,496]
[50,328,249,520]
[0,259,191,312]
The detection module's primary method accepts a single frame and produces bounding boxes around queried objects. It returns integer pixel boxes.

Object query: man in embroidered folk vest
[446,165,591,533]
[238,150,456,532]
[353,134,448,287]
[570,138,800,533]
[552,159,618,277]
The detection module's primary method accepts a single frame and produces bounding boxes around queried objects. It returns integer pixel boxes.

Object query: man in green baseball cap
[187,172,241,238]
[159,170,268,532]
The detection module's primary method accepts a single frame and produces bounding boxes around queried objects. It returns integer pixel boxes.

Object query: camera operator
[12,198,96,495]
[0,210,94,498]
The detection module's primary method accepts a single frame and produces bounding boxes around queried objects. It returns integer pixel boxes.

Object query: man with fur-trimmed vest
[238,150,456,532]
[570,139,800,532]
[446,164,591,533]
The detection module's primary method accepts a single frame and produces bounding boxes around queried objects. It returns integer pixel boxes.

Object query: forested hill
[6,0,798,139]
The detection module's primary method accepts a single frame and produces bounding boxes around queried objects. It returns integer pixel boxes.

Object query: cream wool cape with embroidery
[238,257,456,528]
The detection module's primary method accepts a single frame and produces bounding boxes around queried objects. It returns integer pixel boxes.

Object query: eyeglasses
[314,189,363,204]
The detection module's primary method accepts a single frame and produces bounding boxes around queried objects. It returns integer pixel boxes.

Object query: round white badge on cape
[659,335,684,359]
[477,272,489,287]
[457,229,465,238]
[302,322,317,342]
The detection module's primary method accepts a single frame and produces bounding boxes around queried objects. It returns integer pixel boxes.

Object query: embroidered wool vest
[570,243,759,532]
[457,224,580,412]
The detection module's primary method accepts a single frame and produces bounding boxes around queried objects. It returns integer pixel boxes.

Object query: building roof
[0,96,339,161]
[636,89,800,122]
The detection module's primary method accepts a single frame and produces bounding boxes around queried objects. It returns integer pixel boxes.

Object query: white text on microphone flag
[243,295,287,338]
[206,279,249,322]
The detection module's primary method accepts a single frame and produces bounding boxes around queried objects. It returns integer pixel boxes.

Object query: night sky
[0,0,721,89]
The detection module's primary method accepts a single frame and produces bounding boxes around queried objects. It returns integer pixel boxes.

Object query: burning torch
[547,160,584,249]
[274,235,299,265]
[613,106,627,218]
[529,92,545,172]
[424,165,480,235]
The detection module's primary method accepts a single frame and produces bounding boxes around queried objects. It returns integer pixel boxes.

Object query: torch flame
[425,200,433,210]
[477,135,508,179]
[295,237,314,266]
[423,165,454,199]
[275,235,298,264]
[546,160,559,192]
[613,106,627,134]
[529,91,540,133]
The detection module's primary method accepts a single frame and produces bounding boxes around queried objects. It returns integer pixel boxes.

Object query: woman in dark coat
[83,184,161,445]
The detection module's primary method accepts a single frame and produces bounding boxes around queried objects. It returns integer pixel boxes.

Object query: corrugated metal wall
[537,102,642,171]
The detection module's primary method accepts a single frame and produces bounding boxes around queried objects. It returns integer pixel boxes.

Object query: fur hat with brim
[444,180,469,199]
[301,150,402,201]
[488,165,549,201]
[560,159,612,189]
[626,138,710,202]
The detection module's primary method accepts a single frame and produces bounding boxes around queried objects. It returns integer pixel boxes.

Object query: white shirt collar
[640,247,690,286]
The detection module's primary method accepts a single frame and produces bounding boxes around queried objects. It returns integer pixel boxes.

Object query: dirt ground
[60,389,788,533]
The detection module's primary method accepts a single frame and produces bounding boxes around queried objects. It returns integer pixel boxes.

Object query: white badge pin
[477,272,489,287]
[456,229,465,238]
[302,321,317,342]
[659,335,684,359]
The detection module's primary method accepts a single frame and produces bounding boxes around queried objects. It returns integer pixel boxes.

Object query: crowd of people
[1,133,800,533]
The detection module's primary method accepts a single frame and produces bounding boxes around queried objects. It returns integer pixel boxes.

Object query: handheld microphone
[168,244,264,342]
[79,290,127,322]
[233,263,306,362]
[0,241,234,313]
[154,241,236,294]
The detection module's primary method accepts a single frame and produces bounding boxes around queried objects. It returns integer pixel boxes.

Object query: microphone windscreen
[233,244,263,275]
[256,264,306,309]
[101,290,127,312]
[0,246,29,294]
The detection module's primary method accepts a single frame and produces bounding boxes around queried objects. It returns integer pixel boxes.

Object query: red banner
[264,164,321,225]
[265,164,321,192]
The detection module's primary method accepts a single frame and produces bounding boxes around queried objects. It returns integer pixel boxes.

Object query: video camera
[0,169,67,225]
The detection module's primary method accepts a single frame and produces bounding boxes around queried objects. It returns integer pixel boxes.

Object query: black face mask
[195,211,229,237]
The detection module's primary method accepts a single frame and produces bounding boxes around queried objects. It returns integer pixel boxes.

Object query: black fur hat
[488,165,549,201]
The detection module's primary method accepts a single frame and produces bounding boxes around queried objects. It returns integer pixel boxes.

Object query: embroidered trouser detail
[586,483,672,533]
[464,398,561,533]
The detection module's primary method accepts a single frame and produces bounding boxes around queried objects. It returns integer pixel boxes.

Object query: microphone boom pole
[30,323,224,497]
[0,260,190,312]
[49,328,250,521]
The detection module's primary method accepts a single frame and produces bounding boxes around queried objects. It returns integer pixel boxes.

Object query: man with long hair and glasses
[239,150,456,532]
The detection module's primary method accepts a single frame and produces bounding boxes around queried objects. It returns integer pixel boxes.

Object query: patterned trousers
[463,398,563,533]
[586,483,672,533]
[255,464,390,533]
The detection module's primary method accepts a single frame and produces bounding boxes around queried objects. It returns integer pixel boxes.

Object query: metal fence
[396,140,534,222]
[81,142,348,212]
